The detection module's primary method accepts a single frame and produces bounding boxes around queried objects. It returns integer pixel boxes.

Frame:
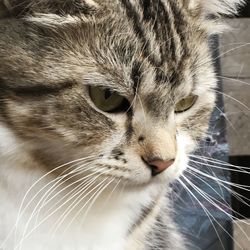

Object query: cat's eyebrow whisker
[199,42,250,68]
[108,32,132,39]
[217,42,250,60]
[214,105,239,135]
[218,75,250,87]
[219,110,249,116]
[177,177,227,250]
[219,42,250,49]
[215,90,250,111]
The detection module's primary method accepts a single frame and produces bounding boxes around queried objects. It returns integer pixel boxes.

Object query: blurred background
[174,2,250,249]
[221,1,250,249]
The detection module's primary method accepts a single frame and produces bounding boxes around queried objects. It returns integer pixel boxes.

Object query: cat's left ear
[0,0,99,18]
[188,0,244,16]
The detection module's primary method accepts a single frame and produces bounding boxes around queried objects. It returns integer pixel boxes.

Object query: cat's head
[0,0,243,187]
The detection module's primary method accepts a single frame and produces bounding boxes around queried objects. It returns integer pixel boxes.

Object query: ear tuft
[189,0,245,16]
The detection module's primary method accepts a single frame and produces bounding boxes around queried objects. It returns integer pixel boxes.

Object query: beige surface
[234,220,250,250]
[220,18,250,156]
[220,18,250,250]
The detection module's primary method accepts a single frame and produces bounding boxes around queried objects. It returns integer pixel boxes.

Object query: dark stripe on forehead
[120,0,186,87]
[166,1,189,86]
[0,81,76,97]
[0,84,8,120]
[131,60,143,94]
[168,0,189,59]
[139,0,176,62]
[120,0,163,68]
[125,121,134,142]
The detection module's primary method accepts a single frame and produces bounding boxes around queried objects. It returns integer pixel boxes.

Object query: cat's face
[0,0,222,187]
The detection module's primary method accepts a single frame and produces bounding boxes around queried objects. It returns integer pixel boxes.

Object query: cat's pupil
[104,89,112,99]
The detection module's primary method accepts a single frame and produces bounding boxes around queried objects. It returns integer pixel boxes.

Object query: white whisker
[63,177,116,235]
[187,165,250,191]
[178,177,227,250]
[182,173,250,243]
[51,173,113,237]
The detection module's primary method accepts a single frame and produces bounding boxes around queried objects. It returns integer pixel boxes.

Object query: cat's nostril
[138,136,145,143]
[142,157,175,176]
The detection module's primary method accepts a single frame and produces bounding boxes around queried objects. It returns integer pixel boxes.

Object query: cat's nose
[142,157,175,176]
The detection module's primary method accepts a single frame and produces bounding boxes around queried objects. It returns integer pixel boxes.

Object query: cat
[0,0,244,249]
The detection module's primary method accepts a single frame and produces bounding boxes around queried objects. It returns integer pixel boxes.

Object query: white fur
[26,14,86,26]
[189,0,244,15]
[0,124,165,250]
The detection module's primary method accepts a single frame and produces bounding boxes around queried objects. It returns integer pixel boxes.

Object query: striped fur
[0,0,244,249]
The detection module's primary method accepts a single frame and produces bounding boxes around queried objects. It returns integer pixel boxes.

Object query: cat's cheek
[177,131,198,154]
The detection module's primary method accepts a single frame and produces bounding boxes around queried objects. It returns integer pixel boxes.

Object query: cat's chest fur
[1,171,158,250]
[0,125,161,250]
[1,194,159,250]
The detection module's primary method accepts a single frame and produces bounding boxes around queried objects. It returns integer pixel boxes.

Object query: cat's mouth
[87,159,184,188]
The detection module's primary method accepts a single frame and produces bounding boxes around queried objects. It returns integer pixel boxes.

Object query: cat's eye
[174,94,198,113]
[89,86,130,113]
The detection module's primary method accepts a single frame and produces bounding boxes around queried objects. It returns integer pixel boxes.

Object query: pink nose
[146,158,175,176]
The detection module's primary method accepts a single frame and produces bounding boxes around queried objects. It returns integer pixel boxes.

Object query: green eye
[174,94,198,113]
[89,86,130,113]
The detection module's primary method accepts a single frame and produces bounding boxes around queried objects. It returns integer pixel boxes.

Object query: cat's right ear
[187,0,245,34]
[188,0,244,16]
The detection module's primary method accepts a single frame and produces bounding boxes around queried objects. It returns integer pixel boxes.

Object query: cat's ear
[0,0,99,18]
[0,0,11,18]
[188,0,244,16]
[187,0,244,34]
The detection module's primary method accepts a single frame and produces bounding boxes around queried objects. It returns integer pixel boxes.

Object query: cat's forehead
[71,1,204,96]
[5,0,208,101]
